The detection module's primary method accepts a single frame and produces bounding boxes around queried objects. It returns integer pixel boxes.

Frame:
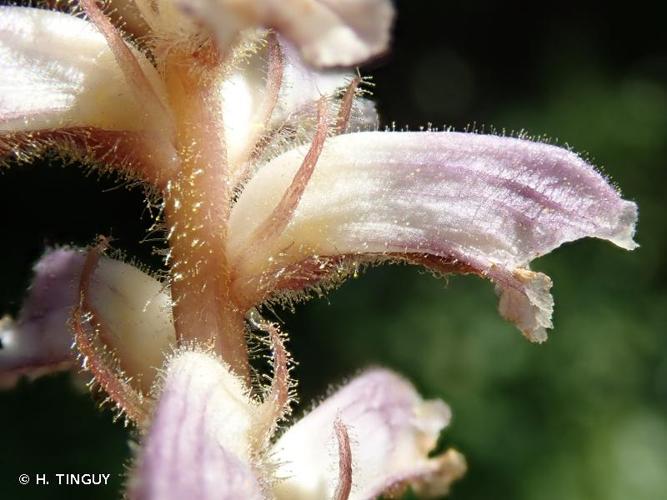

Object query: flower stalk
[161,52,251,378]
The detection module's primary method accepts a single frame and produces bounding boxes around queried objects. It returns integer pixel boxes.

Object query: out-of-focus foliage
[0,1,665,499]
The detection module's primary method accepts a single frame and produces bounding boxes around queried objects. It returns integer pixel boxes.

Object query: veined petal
[0,249,175,392]
[228,132,638,341]
[0,7,167,133]
[128,351,265,500]
[271,369,464,499]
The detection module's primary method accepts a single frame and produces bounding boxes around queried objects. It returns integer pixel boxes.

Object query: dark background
[1,1,666,499]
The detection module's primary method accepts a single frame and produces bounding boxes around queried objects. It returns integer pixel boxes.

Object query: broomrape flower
[0,0,637,498]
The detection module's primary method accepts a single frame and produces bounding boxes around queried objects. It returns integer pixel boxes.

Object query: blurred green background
[1,1,666,499]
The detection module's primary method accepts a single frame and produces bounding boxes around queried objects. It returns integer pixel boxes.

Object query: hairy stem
[162,54,249,380]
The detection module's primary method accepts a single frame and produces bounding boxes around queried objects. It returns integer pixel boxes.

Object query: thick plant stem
[163,54,250,380]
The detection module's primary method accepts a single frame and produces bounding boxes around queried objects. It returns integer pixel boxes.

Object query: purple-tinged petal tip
[229,131,638,341]
[0,248,175,390]
[271,368,463,499]
[0,249,84,387]
[129,350,265,500]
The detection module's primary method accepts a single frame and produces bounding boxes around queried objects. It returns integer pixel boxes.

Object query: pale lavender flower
[129,349,465,499]
[0,249,175,392]
[0,1,636,498]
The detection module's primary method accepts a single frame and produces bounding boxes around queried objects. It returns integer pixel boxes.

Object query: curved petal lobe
[271,368,464,500]
[228,132,638,341]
